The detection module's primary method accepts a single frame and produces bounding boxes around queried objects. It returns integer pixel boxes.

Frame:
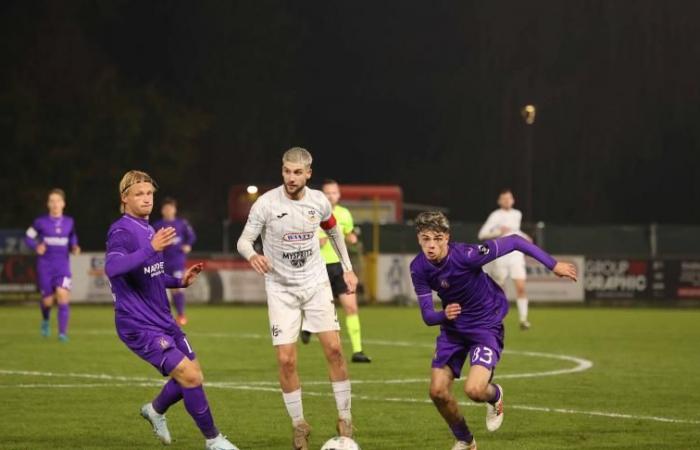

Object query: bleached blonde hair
[282,147,313,169]
[118,170,158,213]
[415,211,451,234]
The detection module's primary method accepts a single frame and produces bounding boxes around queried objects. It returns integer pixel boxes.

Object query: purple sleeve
[418,295,447,326]
[410,261,446,326]
[463,235,557,270]
[184,220,196,246]
[104,229,156,278]
[163,273,184,289]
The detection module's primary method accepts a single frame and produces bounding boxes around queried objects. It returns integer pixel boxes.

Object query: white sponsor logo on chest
[144,261,165,277]
[282,231,315,242]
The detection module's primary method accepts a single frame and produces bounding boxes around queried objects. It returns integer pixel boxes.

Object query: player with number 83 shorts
[410,211,577,450]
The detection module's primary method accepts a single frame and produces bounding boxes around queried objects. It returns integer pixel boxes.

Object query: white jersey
[478,208,524,240]
[243,185,333,290]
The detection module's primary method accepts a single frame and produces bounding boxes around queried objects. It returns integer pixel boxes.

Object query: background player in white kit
[237,147,358,450]
[478,189,533,330]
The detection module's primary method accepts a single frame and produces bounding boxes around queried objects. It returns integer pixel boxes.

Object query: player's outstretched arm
[472,235,577,281]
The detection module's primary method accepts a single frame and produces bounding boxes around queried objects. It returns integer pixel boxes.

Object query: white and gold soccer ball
[320,436,360,450]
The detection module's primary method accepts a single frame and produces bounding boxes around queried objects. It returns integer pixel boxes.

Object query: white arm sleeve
[325,224,353,272]
[236,200,265,261]
[318,195,352,272]
[478,212,501,240]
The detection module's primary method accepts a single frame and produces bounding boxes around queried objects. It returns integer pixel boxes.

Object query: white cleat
[451,438,477,450]
[205,433,240,450]
[140,403,172,445]
[485,384,504,432]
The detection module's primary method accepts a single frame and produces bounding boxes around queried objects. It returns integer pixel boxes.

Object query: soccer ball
[320,436,360,450]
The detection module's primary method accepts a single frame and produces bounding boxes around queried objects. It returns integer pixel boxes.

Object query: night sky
[1,1,699,248]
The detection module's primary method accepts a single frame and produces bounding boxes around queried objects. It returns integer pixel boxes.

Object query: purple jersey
[25,215,78,296]
[25,215,78,271]
[105,214,183,333]
[410,235,557,335]
[152,217,196,272]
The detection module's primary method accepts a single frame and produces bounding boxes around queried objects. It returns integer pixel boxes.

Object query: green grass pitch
[1,304,699,449]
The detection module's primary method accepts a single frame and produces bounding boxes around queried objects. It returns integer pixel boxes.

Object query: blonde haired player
[237,147,358,450]
[478,189,532,330]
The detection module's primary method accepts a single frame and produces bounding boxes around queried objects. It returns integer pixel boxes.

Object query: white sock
[516,298,529,322]
[282,389,304,425]
[332,380,352,421]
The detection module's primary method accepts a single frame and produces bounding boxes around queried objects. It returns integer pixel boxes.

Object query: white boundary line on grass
[0,368,698,425]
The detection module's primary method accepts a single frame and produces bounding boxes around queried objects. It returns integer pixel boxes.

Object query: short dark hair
[415,211,450,234]
[48,188,65,200]
[161,197,177,207]
[322,179,339,187]
[499,188,513,196]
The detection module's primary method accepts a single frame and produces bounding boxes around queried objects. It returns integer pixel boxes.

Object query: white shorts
[266,281,339,346]
[489,251,526,285]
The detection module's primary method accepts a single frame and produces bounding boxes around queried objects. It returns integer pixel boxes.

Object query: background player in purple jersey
[24,188,80,341]
[153,197,197,326]
[105,170,238,450]
[410,211,577,450]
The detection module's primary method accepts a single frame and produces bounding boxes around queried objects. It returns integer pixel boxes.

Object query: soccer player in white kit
[478,189,533,330]
[237,147,358,450]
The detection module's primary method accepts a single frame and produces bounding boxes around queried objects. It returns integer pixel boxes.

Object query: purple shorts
[37,268,71,298]
[116,320,195,376]
[432,325,504,379]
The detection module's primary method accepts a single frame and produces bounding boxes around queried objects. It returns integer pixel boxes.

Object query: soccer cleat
[292,420,311,450]
[40,320,50,338]
[351,351,371,363]
[336,417,353,438]
[485,384,504,432]
[177,315,188,326]
[300,330,311,344]
[140,403,172,445]
[519,320,531,330]
[58,333,69,343]
[205,433,239,450]
[451,438,477,450]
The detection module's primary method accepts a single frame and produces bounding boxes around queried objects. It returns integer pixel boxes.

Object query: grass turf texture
[1,305,699,449]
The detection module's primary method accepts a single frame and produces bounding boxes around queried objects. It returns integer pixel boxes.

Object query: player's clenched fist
[553,262,577,282]
[249,254,271,274]
[151,227,176,252]
[445,303,461,320]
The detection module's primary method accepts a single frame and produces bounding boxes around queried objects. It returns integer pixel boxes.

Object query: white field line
[65,329,594,381]
[0,369,698,425]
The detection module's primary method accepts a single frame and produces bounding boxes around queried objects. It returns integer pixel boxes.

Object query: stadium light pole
[521,104,536,223]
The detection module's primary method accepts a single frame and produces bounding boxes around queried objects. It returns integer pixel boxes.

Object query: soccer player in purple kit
[153,197,197,326]
[105,170,238,450]
[410,212,577,450]
[24,188,80,341]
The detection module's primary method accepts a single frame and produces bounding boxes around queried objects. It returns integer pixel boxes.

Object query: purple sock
[57,304,69,335]
[182,385,219,439]
[172,291,185,316]
[40,304,50,321]
[449,418,473,443]
[153,379,183,414]
[489,384,501,405]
